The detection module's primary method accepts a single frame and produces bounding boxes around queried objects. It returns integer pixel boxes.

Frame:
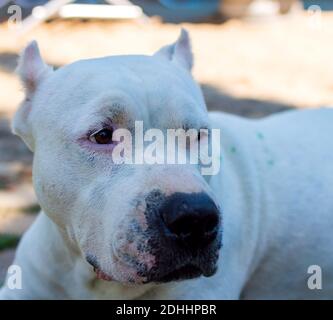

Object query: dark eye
[89,128,114,144]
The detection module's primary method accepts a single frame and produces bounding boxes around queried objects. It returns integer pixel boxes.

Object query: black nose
[160,192,220,248]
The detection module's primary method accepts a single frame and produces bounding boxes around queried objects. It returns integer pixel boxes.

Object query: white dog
[0,30,332,299]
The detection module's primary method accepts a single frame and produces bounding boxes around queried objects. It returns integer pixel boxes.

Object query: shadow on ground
[0,115,32,200]
[0,116,32,166]
[202,83,294,117]
[0,52,18,73]
[0,52,62,74]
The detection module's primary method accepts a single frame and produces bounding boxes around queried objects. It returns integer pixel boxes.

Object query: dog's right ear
[154,28,193,72]
[12,41,53,151]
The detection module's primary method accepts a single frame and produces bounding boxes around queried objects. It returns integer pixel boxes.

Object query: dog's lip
[149,264,204,283]
[94,267,113,281]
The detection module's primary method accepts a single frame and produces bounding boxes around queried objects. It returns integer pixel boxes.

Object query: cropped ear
[154,28,193,72]
[16,40,52,95]
[12,41,53,151]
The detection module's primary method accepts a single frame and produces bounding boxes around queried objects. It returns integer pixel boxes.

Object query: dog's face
[13,30,222,285]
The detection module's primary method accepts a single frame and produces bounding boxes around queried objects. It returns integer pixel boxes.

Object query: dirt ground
[0,11,333,282]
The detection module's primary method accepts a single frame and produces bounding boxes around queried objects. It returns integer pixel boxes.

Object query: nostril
[168,212,219,238]
[168,214,199,238]
[168,212,219,240]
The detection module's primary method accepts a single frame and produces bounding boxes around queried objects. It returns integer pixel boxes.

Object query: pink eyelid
[77,125,120,153]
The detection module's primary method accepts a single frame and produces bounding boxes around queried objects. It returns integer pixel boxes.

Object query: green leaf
[0,234,20,251]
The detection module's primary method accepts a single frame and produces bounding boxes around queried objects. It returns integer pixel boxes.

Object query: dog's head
[13,30,222,285]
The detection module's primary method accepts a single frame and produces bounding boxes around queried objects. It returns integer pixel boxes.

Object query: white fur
[1,31,333,299]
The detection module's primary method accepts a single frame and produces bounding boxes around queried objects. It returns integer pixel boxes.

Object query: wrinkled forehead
[32,55,208,130]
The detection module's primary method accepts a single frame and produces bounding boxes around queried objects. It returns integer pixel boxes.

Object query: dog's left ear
[154,28,193,72]
[12,41,53,151]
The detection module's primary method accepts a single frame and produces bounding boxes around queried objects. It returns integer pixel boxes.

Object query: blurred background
[0,0,333,284]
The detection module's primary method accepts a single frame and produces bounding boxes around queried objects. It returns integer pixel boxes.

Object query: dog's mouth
[91,262,216,284]
[155,264,202,282]
[146,262,217,283]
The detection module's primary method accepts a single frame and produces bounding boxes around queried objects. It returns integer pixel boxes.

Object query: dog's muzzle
[86,191,222,284]
[144,191,222,283]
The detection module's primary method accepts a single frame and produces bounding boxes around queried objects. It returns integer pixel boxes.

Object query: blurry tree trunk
[278,0,301,14]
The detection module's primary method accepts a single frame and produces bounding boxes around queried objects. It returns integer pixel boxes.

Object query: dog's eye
[89,128,114,144]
